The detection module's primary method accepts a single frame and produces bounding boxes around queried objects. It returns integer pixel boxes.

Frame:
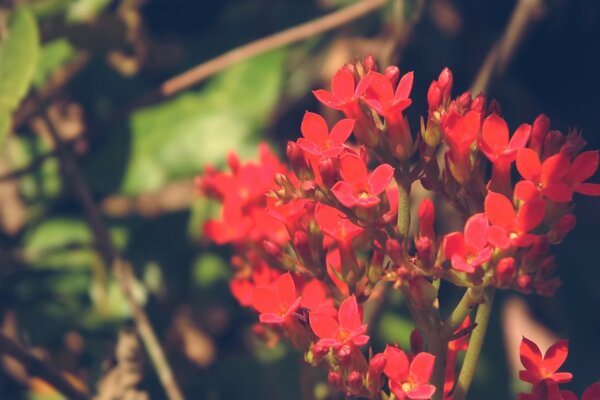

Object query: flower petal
[464,213,490,250]
[482,113,509,152]
[331,68,355,102]
[309,313,339,340]
[508,123,532,150]
[485,192,516,227]
[252,287,278,314]
[331,181,357,208]
[443,232,465,259]
[301,112,329,144]
[517,198,546,233]
[395,71,414,100]
[312,89,340,109]
[276,273,297,307]
[384,346,410,379]
[339,153,368,183]
[574,182,600,196]
[517,148,542,181]
[543,340,569,374]
[329,118,355,144]
[338,296,362,331]
[406,384,436,399]
[520,337,543,378]
[409,352,436,383]
[368,163,395,195]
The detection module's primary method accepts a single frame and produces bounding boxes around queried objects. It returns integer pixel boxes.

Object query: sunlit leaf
[0,7,40,144]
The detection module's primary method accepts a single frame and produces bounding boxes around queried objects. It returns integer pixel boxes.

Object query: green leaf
[378,313,414,349]
[110,49,286,195]
[33,38,76,88]
[67,0,111,22]
[193,253,229,289]
[0,7,40,144]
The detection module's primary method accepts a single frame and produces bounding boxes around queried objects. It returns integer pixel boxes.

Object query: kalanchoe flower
[331,153,394,208]
[441,110,481,183]
[297,112,355,158]
[309,295,369,349]
[519,337,573,385]
[518,379,577,400]
[252,273,302,324]
[484,191,546,249]
[582,382,600,400]
[442,213,493,273]
[516,148,600,202]
[479,113,531,194]
[383,345,436,400]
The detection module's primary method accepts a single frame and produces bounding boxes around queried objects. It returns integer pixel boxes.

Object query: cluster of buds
[197,55,600,399]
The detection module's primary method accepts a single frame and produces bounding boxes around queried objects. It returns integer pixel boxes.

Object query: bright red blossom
[297,112,355,158]
[309,296,369,348]
[252,273,302,324]
[519,337,573,385]
[443,213,493,273]
[331,153,394,208]
[383,346,436,400]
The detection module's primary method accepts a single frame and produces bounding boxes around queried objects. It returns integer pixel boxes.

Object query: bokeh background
[0,0,598,398]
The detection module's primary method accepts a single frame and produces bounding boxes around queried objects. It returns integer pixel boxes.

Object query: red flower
[309,296,369,348]
[518,380,577,400]
[363,70,414,120]
[519,337,573,385]
[300,279,333,311]
[315,204,363,247]
[331,153,394,208]
[479,113,530,193]
[583,382,600,400]
[442,213,493,273]
[313,67,366,111]
[252,273,302,324]
[441,111,481,183]
[484,191,545,249]
[297,112,355,158]
[516,148,600,202]
[383,346,436,400]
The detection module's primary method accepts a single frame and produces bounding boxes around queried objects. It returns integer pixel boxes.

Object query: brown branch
[471,0,544,95]
[0,333,90,400]
[160,0,387,97]
[41,114,184,400]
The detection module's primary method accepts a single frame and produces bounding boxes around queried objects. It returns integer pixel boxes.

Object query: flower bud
[418,198,436,239]
[337,344,353,365]
[262,240,281,259]
[368,353,387,375]
[363,54,377,73]
[516,274,533,293]
[328,371,344,390]
[470,94,486,113]
[347,371,363,393]
[438,67,453,102]
[543,130,565,158]
[227,151,241,173]
[427,83,442,111]
[384,66,400,86]
[487,99,501,115]
[318,157,339,188]
[286,141,309,174]
[494,257,516,288]
[530,114,550,154]
[456,91,472,110]
[415,237,433,265]
[410,329,424,353]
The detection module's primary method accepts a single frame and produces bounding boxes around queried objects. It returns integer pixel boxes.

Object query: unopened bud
[543,130,566,158]
[415,237,433,264]
[516,274,533,293]
[470,94,486,113]
[227,151,241,173]
[456,92,472,110]
[530,114,550,154]
[337,344,353,364]
[494,257,516,288]
[318,157,339,188]
[363,54,377,73]
[368,353,387,375]
[427,83,442,111]
[438,67,453,102]
[384,66,400,86]
[347,371,363,393]
[262,240,281,259]
[286,141,309,173]
[328,371,343,390]
[418,198,436,239]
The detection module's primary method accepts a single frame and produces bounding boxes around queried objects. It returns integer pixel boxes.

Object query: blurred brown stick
[41,113,184,400]
[471,0,544,95]
[0,333,90,400]
[160,0,387,97]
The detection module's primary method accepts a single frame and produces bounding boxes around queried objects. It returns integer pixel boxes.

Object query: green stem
[452,287,496,400]
[396,181,410,238]
[441,288,479,339]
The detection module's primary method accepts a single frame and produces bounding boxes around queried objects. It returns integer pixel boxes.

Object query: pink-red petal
[338,296,362,331]
[482,113,509,151]
[517,148,542,181]
[368,163,395,195]
[464,213,490,250]
[301,112,329,144]
[409,352,436,383]
[520,337,543,377]
[339,153,368,183]
[329,118,355,144]
[485,192,516,227]
[516,198,546,233]
[543,340,569,375]
[309,313,339,340]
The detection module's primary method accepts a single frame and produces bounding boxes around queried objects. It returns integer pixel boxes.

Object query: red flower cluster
[197,55,600,399]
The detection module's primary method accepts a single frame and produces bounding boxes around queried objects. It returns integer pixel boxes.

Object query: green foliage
[33,38,76,88]
[378,313,414,349]
[0,7,40,145]
[193,253,230,289]
[118,49,286,195]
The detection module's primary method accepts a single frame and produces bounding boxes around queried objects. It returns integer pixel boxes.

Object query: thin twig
[41,114,184,400]
[471,0,544,95]
[160,0,387,97]
[0,333,90,400]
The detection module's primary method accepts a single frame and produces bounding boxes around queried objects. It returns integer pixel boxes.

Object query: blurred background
[0,0,598,398]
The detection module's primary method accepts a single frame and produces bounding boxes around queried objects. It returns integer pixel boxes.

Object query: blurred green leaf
[0,7,40,144]
[378,313,414,349]
[33,38,76,88]
[117,49,286,195]
[26,0,74,19]
[67,0,111,22]
[193,253,229,288]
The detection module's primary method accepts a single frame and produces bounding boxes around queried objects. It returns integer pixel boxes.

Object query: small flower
[519,337,573,385]
[252,273,302,324]
[331,153,394,208]
[309,296,369,348]
[479,113,531,164]
[297,112,355,158]
[442,213,493,273]
[383,346,436,400]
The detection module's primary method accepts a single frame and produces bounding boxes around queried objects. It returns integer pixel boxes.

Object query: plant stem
[429,335,448,400]
[441,288,479,339]
[396,181,410,238]
[452,287,496,400]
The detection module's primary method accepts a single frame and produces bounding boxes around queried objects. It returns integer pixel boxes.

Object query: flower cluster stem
[452,287,496,400]
[396,181,411,238]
